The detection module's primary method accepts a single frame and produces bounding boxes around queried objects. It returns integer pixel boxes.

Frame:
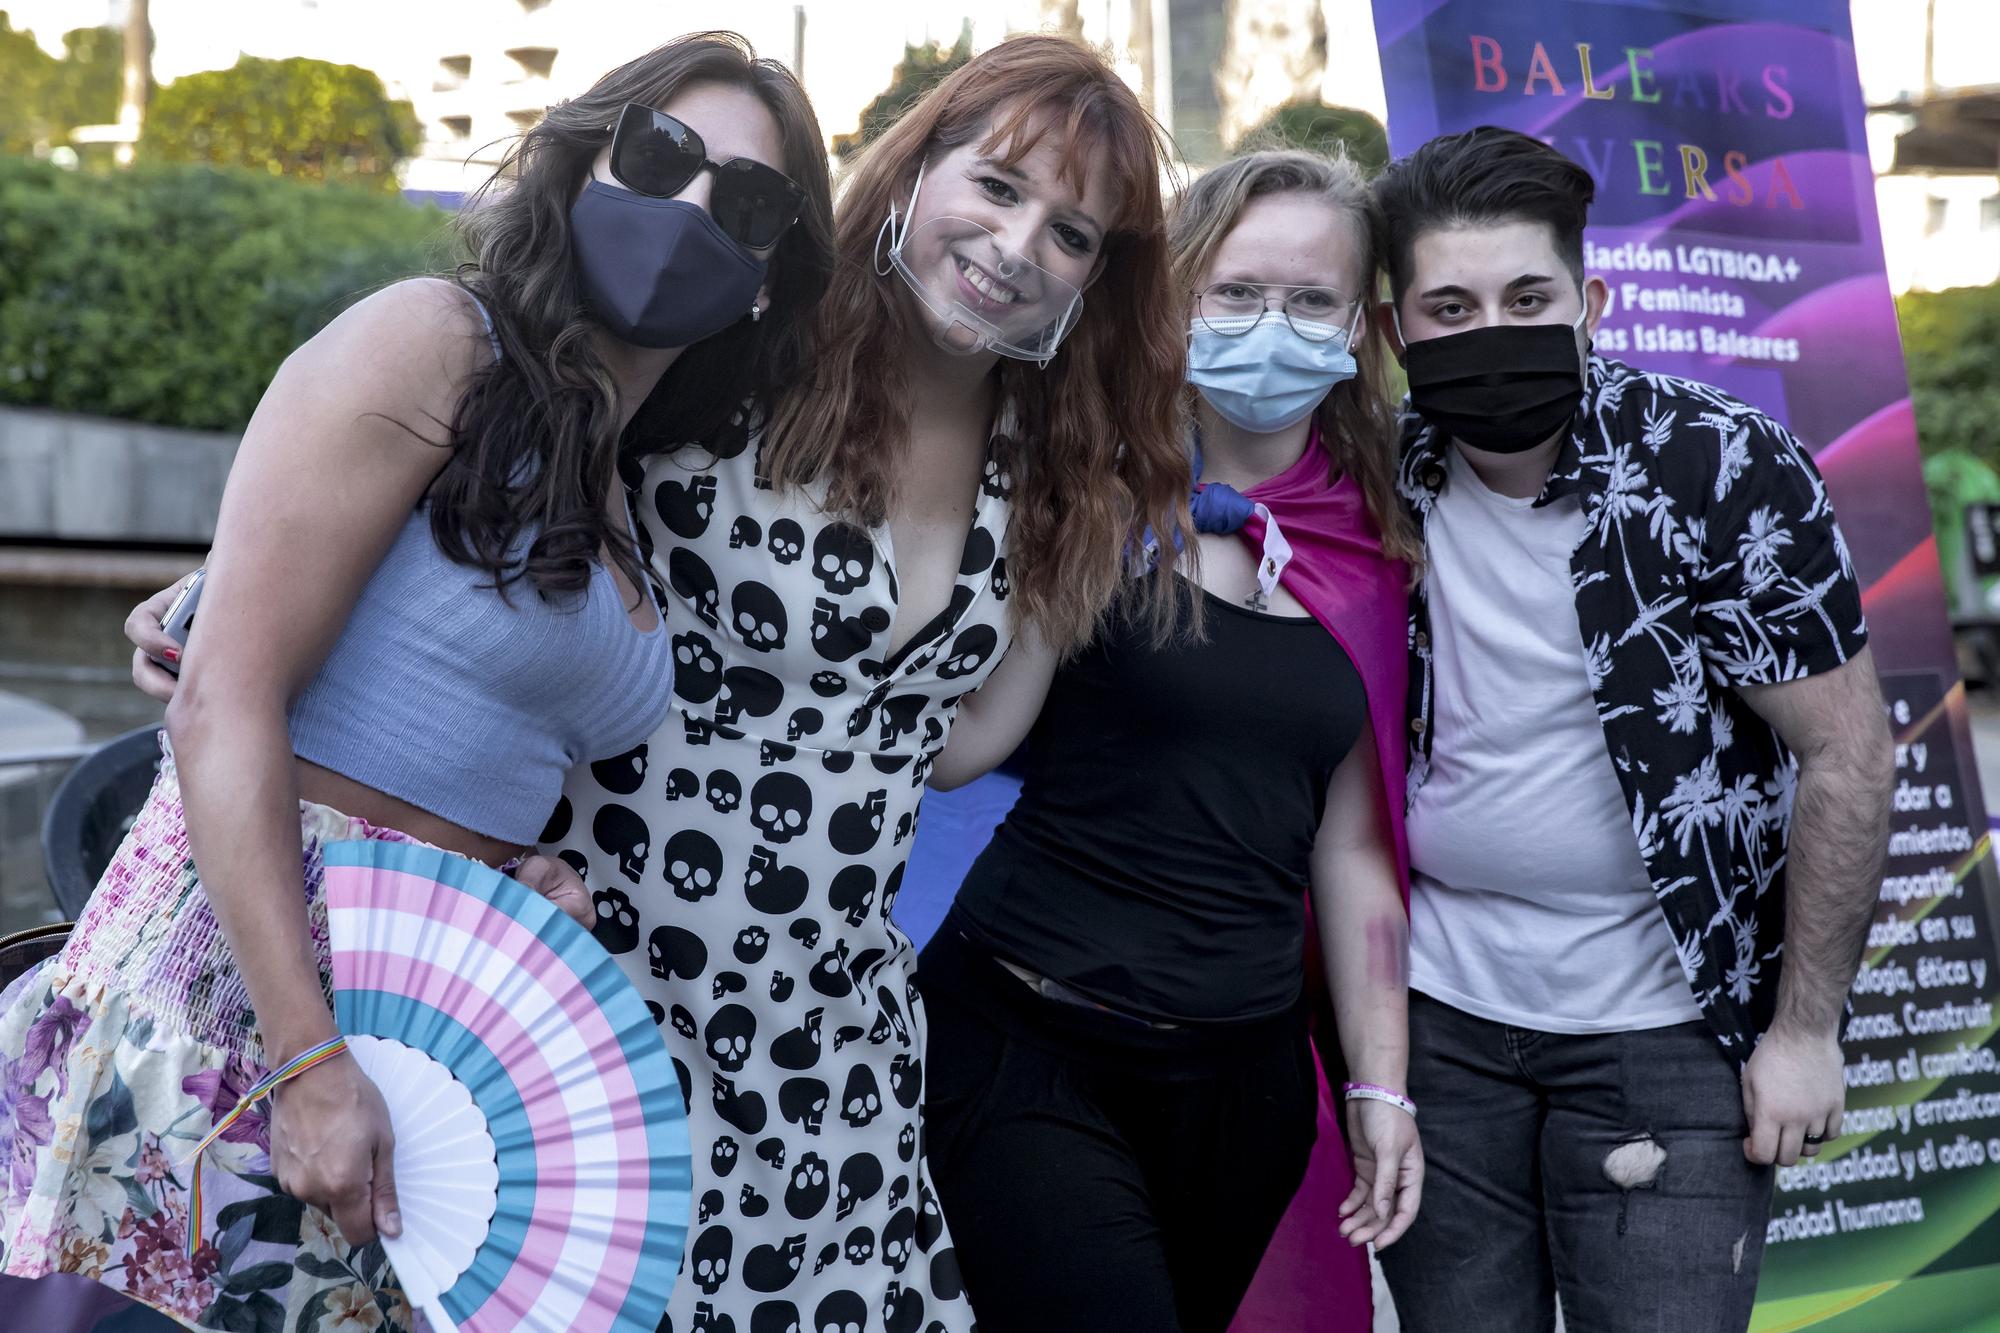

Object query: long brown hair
[1168,149,1423,569]
[432,32,836,597]
[763,33,1194,654]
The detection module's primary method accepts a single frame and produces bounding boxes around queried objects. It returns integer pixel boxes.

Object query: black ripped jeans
[1379,992,1774,1333]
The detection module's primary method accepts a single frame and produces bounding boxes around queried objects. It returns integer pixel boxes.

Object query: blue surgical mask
[1187,311,1358,434]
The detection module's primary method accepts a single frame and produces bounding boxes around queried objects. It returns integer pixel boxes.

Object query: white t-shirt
[1406,448,1702,1034]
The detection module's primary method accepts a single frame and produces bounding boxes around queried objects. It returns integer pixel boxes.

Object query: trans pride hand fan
[321,839,690,1333]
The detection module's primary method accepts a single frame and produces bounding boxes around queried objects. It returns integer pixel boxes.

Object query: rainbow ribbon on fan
[182,1034,351,1255]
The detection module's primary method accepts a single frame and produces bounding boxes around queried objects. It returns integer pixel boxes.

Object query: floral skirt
[0,752,430,1332]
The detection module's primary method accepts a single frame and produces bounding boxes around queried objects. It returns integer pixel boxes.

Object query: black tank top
[952,579,1366,1023]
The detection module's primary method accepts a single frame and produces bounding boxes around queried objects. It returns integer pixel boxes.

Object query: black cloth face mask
[1402,317,1587,454]
[569,181,767,350]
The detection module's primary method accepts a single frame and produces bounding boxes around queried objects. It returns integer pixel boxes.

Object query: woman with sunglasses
[534,34,1193,1333]
[122,33,1193,1330]
[7,34,832,1331]
[911,149,1423,1333]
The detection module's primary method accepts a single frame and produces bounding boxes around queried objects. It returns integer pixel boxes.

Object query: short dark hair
[1372,126,1595,305]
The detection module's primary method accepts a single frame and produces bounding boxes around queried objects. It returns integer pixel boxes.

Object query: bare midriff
[296,759,528,868]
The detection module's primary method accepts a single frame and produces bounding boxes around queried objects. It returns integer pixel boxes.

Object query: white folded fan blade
[344,1034,496,1333]
[323,840,690,1333]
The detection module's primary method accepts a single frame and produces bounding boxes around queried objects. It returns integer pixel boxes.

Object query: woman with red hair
[533,33,1193,1331]
[128,32,1195,1329]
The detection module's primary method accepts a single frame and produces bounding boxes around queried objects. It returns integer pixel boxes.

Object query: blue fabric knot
[1191,482,1255,534]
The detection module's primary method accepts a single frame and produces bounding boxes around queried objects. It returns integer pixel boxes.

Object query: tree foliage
[1895,282,2000,609]
[0,14,127,154]
[1898,282,2000,470]
[44,24,123,136]
[831,26,972,161]
[1231,100,1389,174]
[141,55,420,193]
[0,13,50,155]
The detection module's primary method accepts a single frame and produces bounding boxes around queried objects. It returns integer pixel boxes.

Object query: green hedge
[0,155,455,431]
[1894,282,2000,611]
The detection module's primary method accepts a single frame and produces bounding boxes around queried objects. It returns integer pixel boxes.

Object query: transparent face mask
[875,162,1086,367]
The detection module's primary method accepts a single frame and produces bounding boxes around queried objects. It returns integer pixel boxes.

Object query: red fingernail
[163,648,181,663]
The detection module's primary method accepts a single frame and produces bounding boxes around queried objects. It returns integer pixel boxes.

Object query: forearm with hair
[1772,735,1894,1037]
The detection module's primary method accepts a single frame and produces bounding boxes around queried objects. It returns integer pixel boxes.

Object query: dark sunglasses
[606,102,804,251]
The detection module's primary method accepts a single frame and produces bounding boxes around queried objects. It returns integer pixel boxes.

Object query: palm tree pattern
[1397,356,1869,1060]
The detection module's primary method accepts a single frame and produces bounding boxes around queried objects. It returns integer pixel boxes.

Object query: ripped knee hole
[1602,1136,1667,1189]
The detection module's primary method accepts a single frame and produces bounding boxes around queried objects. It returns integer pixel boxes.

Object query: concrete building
[7,0,1357,187]
[380,0,1186,197]
[8,0,1996,291]
[1854,0,2000,293]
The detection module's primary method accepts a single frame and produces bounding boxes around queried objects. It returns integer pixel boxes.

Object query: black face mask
[569,182,767,350]
[1402,319,1587,454]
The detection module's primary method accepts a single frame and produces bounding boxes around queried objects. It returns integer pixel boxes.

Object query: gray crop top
[287,294,674,843]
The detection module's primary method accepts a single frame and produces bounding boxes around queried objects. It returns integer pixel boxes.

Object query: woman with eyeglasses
[3,33,833,1331]
[913,149,1425,1332]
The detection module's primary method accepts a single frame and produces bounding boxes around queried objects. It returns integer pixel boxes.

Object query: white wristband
[1342,1083,1417,1118]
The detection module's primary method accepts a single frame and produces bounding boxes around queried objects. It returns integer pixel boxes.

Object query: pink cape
[1221,435,1410,1332]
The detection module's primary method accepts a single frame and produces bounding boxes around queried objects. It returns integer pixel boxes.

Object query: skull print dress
[546,420,1013,1333]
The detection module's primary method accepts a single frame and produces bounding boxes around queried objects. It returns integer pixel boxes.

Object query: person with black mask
[1370,127,1895,1333]
[115,35,1201,1333]
[9,35,833,1332]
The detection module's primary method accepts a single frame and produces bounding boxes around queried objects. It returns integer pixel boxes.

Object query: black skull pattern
[553,439,1011,1330]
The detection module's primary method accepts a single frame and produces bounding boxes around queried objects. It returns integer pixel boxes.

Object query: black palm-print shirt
[1399,355,1869,1061]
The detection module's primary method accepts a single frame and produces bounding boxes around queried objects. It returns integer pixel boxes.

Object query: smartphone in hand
[149,569,205,678]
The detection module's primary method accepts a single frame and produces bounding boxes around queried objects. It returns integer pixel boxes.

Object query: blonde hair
[1168,149,1422,570]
